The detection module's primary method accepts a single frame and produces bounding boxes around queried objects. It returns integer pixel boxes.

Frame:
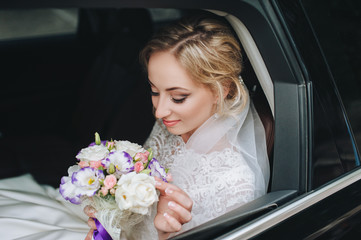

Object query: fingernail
[168,201,176,208]
[155,181,162,187]
[165,188,173,195]
[163,212,170,218]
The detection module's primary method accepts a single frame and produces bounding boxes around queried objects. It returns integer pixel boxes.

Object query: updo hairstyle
[140,14,247,117]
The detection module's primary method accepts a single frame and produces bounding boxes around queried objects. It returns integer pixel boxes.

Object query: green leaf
[147,148,153,160]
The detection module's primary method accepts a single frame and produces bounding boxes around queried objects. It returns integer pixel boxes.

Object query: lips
[162,119,180,127]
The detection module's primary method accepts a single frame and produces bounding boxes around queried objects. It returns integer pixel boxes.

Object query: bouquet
[59,133,169,240]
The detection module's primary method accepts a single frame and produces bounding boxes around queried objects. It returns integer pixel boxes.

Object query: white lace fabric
[136,97,270,237]
[143,124,255,234]
[103,94,270,239]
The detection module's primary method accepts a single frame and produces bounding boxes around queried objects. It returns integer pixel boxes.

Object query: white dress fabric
[131,98,270,239]
[0,174,89,240]
[0,96,269,240]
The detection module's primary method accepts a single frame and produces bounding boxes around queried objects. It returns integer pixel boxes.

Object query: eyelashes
[150,91,159,97]
[172,97,187,104]
[150,91,188,104]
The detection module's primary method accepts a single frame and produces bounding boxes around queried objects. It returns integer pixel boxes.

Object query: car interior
[0,7,299,239]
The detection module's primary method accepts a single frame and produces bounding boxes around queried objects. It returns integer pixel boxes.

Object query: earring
[238,75,245,85]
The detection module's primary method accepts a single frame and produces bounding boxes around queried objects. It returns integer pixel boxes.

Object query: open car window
[5,3,354,239]
[0,6,284,236]
[4,2,359,239]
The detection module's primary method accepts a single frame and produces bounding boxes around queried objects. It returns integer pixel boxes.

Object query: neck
[181,130,195,143]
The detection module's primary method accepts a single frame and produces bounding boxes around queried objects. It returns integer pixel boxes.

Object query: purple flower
[59,176,82,204]
[148,158,167,182]
[71,167,105,197]
[102,151,134,177]
[59,165,82,204]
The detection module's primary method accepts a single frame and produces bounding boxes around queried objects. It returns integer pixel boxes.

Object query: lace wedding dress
[130,99,270,239]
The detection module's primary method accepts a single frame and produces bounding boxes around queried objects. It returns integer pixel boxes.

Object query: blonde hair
[140,15,247,117]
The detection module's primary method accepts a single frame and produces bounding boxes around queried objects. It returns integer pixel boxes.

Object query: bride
[0,14,269,240]
[85,14,270,239]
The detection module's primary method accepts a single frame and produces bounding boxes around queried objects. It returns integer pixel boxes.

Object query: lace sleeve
[139,122,259,236]
[170,148,256,232]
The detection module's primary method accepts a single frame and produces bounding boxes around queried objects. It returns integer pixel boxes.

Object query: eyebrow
[148,80,189,92]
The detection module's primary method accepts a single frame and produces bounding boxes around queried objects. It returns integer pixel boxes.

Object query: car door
[1,0,360,239]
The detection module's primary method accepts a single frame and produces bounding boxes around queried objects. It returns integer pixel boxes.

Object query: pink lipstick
[163,119,180,127]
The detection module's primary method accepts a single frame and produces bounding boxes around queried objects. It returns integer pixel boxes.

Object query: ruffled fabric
[0,174,89,240]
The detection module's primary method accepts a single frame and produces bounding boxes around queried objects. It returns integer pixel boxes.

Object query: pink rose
[78,161,89,168]
[90,160,102,169]
[134,161,145,173]
[107,141,115,150]
[135,152,149,163]
[100,186,108,196]
[104,174,117,189]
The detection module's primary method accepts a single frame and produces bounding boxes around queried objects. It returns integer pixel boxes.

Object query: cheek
[181,98,208,118]
[196,95,215,110]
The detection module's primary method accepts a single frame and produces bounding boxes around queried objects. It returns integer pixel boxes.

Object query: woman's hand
[154,178,193,239]
[84,205,97,240]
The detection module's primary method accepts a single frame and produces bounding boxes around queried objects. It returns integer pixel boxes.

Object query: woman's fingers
[154,178,193,235]
[155,179,193,211]
[163,212,182,232]
[165,188,193,212]
[84,206,97,239]
[87,217,97,230]
[167,201,192,224]
[84,229,94,240]
[154,212,182,234]
[84,205,96,218]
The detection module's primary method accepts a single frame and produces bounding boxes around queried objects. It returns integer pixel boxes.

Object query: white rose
[115,172,158,215]
[114,140,144,157]
[76,145,109,162]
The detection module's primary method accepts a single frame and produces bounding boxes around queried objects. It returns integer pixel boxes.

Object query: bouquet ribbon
[93,218,112,240]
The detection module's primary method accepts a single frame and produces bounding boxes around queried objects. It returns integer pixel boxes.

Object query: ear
[223,85,230,99]
[213,85,229,105]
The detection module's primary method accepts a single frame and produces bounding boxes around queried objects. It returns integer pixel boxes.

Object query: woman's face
[148,51,217,143]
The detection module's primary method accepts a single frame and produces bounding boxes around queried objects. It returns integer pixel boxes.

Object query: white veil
[185,91,270,198]
[127,87,271,239]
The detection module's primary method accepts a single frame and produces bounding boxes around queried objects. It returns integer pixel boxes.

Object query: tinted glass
[312,91,345,188]
[0,9,78,41]
[302,0,361,157]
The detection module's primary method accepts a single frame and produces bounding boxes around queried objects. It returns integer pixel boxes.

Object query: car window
[302,0,361,158]
[148,8,182,22]
[0,8,78,41]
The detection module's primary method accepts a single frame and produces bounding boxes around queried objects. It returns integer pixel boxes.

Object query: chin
[166,127,182,136]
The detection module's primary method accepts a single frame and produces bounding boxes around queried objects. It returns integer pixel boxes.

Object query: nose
[154,95,171,119]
